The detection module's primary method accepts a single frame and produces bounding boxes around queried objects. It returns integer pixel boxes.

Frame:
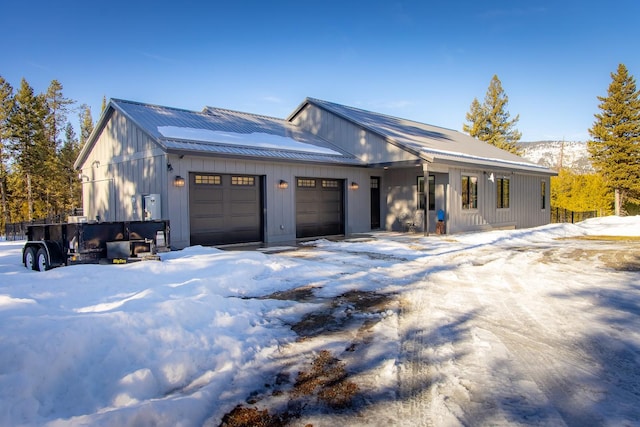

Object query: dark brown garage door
[296,178,344,239]
[189,173,262,246]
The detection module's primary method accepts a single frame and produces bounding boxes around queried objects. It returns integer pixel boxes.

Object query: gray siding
[381,166,550,234]
[167,154,373,248]
[79,109,166,222]
[382,168,448,233]
[447,168,550,233]
[291,104,420,164]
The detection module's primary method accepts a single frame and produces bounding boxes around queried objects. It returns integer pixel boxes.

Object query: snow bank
[0,216,638,426]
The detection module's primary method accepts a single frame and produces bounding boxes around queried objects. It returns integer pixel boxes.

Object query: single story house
[74,97,555,249]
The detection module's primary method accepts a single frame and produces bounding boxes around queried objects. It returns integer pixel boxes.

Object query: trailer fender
[23,241,66,271]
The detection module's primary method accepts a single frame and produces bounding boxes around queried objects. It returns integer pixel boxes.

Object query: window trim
[194,174,221,185]
[462,174,478,210]
[297,178,316,188]
[231,176,255,186]
[417,175,435,211]
[496,177,510,209]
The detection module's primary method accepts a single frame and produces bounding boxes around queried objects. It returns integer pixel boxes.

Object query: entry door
[370,176,381,229]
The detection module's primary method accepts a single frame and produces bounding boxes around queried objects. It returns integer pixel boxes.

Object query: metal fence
[3,209,83,241]
[550,207,598,224]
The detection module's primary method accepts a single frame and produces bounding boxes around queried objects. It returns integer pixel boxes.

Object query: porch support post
[423,162,429,236]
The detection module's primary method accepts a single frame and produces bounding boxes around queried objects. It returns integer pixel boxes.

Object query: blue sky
[2,0,639,141]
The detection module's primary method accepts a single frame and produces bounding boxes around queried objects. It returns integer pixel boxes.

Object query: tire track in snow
[396,293,436,427]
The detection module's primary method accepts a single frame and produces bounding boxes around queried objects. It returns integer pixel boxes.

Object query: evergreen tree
[463,98,486,139]
[588,63,640,215]
[0,76,15,229]
[463,75,522,154]
[44,80,75,219]
[59,122,82,213]
[44,80,74,151]
[8,78,50,220]
[101,95,107,113]
[79,104,94,146]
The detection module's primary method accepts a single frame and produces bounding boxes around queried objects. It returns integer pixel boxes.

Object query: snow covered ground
[1,216,639,426]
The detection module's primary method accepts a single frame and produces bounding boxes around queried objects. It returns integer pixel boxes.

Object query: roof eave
[74,99,167,170]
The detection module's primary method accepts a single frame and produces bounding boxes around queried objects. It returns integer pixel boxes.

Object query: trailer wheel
[24,247,37,270]
[35,248,50,272]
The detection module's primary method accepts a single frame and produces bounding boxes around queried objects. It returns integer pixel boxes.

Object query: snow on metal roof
[110,99,362,164]
[297,98,553,174]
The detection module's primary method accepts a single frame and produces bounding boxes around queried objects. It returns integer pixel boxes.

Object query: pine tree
[44,80,74,150]
[101,95,107,113]
[463,98,487,139]
[59,122,82,213]
[8,79,50,220]
[0,76,15,229]
[44,80,75,219]
[463,75,522,154]
[588,63,640,215]
[79,104,94,146]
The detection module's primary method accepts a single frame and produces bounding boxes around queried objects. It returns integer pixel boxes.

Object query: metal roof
[104,99,363,165]
[290,98,554,174]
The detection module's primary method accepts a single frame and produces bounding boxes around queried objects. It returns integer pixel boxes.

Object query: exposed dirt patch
[264,285,319,303]
[219,350,358,427]
[219,405,288,427]
[290,290,396,339]
[293,349,359,408]
[220,288,394,426]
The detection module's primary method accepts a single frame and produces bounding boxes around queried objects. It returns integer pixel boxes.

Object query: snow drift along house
[74,98,555,249]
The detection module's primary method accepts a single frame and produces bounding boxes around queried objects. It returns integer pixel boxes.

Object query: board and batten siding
[80,109,167,222]
[447,168,550,233]
[382,167,449,233]
[167,154,373,248]
[291,104,420,164]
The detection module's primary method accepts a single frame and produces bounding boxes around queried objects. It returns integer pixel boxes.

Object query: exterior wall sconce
[350,181,359,190]
[278,180,289,189]
[483,171,495,182]
[174,176,185,187]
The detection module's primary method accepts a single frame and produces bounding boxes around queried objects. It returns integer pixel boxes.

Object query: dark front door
[370,176,381,229]
[295,177,345,239]
[189,173,263,245]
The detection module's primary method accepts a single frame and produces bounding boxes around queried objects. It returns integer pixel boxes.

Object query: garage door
[296,178,345,239]
[189,173,263,246]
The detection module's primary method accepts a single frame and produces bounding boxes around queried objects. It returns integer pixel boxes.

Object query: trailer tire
[35,248,50,272]
[24,247,37,270]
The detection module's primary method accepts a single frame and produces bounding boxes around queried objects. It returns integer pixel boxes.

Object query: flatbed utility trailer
[23,220,170,271]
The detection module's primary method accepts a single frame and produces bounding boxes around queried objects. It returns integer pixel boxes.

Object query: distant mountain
[519,140,593,173]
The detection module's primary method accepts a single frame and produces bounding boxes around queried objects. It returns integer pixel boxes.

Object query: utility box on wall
[143,194,161,220]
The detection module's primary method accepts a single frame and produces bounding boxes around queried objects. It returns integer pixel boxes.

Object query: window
[322,179,339,188]
[194,175,221,185]
[231,176,255,186]
[297,178,316,188]
[462,175,478,209]
[417,175,435,210]
[541,181,546,209]
[496,177,510,209]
